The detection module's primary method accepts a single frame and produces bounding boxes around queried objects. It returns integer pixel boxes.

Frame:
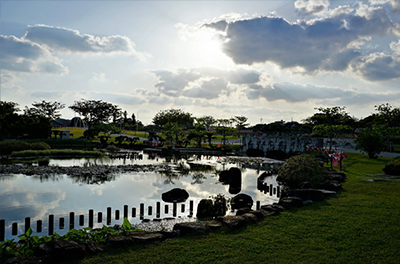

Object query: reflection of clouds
[0,184,66,224]
[86,185,103,196]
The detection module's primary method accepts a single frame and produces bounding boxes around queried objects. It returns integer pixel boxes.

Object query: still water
[0,151,282,239]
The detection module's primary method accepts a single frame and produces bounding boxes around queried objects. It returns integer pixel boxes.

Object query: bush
[355,129,386,159]
[383,156,400,175]
[0,141,50,155]
[278,154,324,189]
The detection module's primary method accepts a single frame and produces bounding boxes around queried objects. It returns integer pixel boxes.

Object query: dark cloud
[0,35,67,73]
[354,53,400,81]
[24,25,136,54]
[205,5,399,78]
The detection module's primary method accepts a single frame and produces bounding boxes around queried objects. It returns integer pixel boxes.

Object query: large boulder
[196,199,214,219]
[218,168,242,194]
[173,222,211,236]
[162,188,189,203]
[231,193,253,210]
[36,239,86,261]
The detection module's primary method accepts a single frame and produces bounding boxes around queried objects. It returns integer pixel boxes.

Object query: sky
[1,0,400,126]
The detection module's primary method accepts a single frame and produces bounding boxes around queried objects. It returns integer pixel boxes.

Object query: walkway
[338,147,400,159]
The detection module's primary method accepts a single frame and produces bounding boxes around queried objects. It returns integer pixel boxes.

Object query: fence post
[132,208,136,218]
[173,202,177,217]
[148,206,152,216]
[156,202,161,218]
[115,210,120,220]
[107,207,111,225]
[69,212,75,230]
[165,204,169,214]
[256,201,261,210]
[277,186,281,198]
[0,219,5,241]
[59,218,65,229]
[25,217,31,233]
[89,210,94,228]
[140,203,144,218]
[37,220,42,233]
[49,215,54,236]
[12,223,18,236]
[98,212,102,223]
[189,200,194,216]
[181,204,185,213]
[124,205,128,219]
[269,184,273,196]
[79,215,84,226]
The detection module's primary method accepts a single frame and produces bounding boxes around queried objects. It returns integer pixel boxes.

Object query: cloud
[354,52,400,81]
[294,0,331,16]
[247,82,354,102]
[24,24,141,55]
[153,69,202,97]
[183,78,228,99]
[0,35,68,74]
[152,67,260,99]
[204,4,400,79]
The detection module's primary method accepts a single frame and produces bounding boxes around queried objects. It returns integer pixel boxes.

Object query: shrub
[0,141,50,155]
[355,129,386,159]
[278,154,324,189]
[383,156,400,175]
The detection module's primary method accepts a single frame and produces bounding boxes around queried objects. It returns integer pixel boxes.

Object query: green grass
[75,152,400,264]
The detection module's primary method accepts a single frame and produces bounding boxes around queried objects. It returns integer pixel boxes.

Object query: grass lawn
[74,153,400,264]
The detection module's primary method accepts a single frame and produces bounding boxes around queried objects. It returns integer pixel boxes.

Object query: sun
[188,29,230,67]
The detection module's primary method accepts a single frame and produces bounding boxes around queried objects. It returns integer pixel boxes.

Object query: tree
[0,101,21,140]
[152,109,193,147]
[215,118,235,148]
[355,128,386,159]
[304,106,355,150]
[25,100,65,119]
[69,99,121,127]
[152,109,193,127]
[233,115,249,130]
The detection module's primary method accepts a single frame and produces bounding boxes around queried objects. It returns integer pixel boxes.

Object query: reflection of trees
[191,172,207,184]
[31,174,63,182]
[68,174,117,185]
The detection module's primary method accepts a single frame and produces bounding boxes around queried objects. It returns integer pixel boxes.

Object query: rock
[248,210,266,220]
[217,215,247,230]
[106,231,163,247]
[196,199,214,219]
[219,168,242,194]
[203,220,223,231]
[236,208,252,216]
[231,193,253,210]
[228,167,242,194]
[279,196,303,209]
[315,180,342,191]
[173,222,211,236]
[241,213,258,224]
[36,239,85,261]
[300,181,313,189]
[83,241,104,254]
[162,188,189,203]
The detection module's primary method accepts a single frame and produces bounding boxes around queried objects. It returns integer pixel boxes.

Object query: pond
[0,150,283,240]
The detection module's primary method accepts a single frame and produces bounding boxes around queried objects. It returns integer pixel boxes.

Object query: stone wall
[242,135,356,154]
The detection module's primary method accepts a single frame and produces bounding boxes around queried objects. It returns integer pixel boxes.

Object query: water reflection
[0,152,283,240]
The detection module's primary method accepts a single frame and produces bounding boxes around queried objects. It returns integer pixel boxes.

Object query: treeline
[2,99,400,146]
